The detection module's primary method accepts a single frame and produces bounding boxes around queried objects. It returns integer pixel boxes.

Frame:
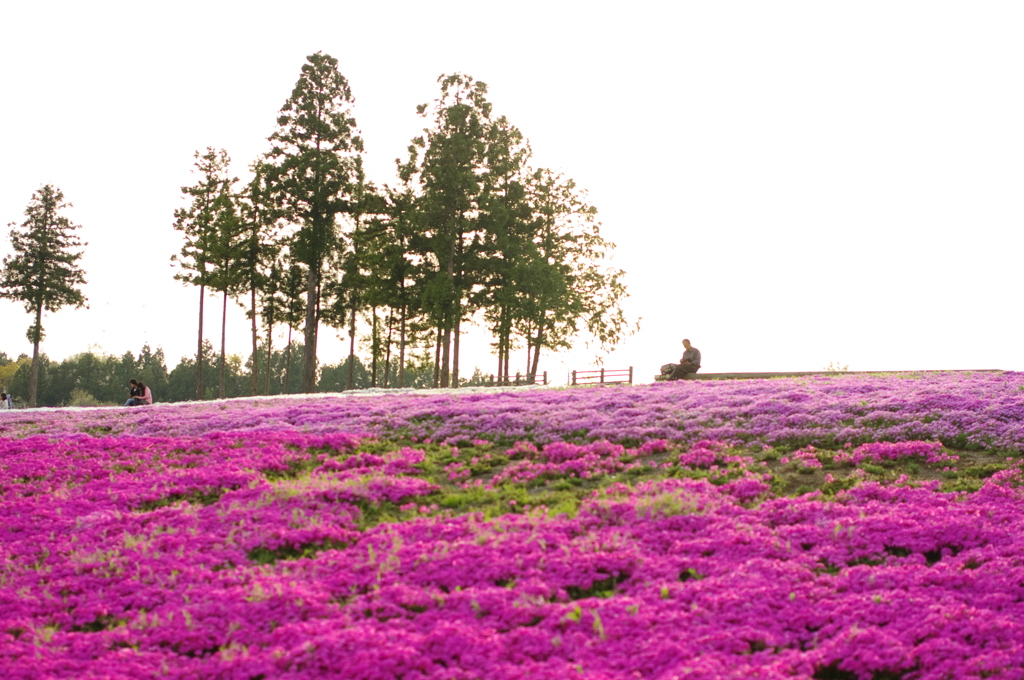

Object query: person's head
[1,393,6,400]
[129,379,139,387]
[682,338,692,350]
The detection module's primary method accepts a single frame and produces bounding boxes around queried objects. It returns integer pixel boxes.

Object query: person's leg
[669,362,697,380]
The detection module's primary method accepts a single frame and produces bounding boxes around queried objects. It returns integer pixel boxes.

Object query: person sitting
[124,379,153,406]
[0,392,10,410]
[664,339,702,380]
[124,380,140,406]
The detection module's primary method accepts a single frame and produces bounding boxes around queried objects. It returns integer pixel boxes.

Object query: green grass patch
[253,438,1021,530]
[246,539,349,565]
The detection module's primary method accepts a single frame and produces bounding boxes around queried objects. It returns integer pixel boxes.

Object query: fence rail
[570,367,633,386]
[479,372,547,386]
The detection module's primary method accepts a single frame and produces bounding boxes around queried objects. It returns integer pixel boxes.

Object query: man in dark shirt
[668,339,701,380]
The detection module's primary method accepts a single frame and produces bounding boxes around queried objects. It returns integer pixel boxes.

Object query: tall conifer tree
[1,185,88,406]
[237,162,279,396]
[171,147,236,400]
[265,52,365,393]
[400,74,492,387]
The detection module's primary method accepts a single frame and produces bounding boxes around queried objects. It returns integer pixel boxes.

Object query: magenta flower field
[2,372,1024,679]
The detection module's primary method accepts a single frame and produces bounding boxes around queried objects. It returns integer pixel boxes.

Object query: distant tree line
[1,53,636,406]
[0,343,456,408]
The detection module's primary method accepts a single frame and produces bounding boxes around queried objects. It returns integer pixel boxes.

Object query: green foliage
[165,341,221,402]
[821,475,859,497]
[400,73,495,388]
[317,356,373,392]
[3,339,461,406]
[0,355,30,393]
[66,388,103,407]
[245,339,306,397]
[237,162,283,397]
[1,185,88,326]
[9,354,49,405]
[939,478,985,493]
[5,345,172,407]
[523,169,636,363]
[246,539,348,565]
[566,574,624,600]
[860,463,888,477]
[172,147,237,291]
[960,463,1007,479]
[341,183,433,389]
[393,73,639,386]
[135,488,228,512]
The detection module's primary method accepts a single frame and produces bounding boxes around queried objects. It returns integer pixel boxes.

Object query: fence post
[515,371,521,385]
[628,366,633,384]
[543,371,547,385]
[571,370,577,386]
[600,367,605,385]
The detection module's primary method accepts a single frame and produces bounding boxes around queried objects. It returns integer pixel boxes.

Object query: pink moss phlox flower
[789,446,824,469]
[2,372,1024,679]
[835,440,954,465]
[677,440,731,469]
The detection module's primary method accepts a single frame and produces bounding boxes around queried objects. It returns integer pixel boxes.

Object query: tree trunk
[529,301,548,382]
[452,313,461,388]
[451,233,464,388]
[530,327,543,381]
[301,262,319,393]
[497,313,505,385]
[347,301,357,390]
[496,345,503,386]
[528,340,536,383]
[250,285,258,396]
[433,326,442,389]
[440,222,457,388]
[502,339,510,386]
[284,324,293,394]
[219,290,228,399]
[502,306,512,384]
[398,304,407,389]
[506,309,512,384]
[383,311,394,388]
[28,305,42,407]
[370,306,378,388]
[263,297,275,396]
[264,311,274,396]
[197,284,205,400]
[440,327,451,388]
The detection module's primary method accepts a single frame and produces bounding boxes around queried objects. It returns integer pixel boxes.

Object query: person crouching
[124,379,153,406]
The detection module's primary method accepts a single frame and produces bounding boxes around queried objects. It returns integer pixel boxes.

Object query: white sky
[1,1,1022,384]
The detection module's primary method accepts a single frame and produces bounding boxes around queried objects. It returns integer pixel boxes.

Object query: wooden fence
[479,372,548,386]
[569,367,633,386]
